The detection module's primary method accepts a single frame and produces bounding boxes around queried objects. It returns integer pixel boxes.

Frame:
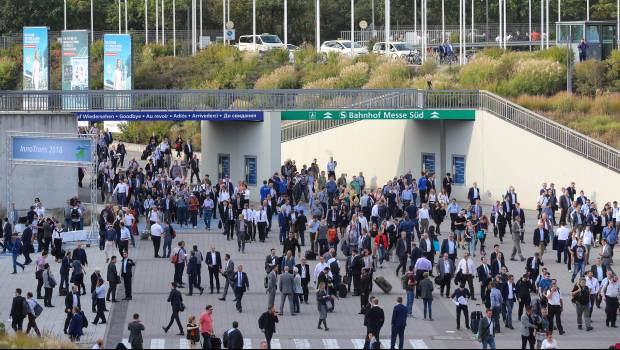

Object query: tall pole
[414,0,417,41]
[350,0,354,55]
[125,0,128,34]
[227,0,230,22]
[192,0,196,55]
[162,0,165,45]
[91,0,94,41]
[546,0,549,48]
[617,0,619,48]
[471,0,475,45]
[156,0,159,43]
[371,0,375,33]
[285,0,288,46]
[64,0,67,30]
[441,0,444,43]
[145,0,149,44]
[385,0,390,55]
[459,0,463,61]
[253,0,256,51]
[503,0,506,49]
[529,0,532,50]
[200,0,203,49]
[540,0,543,50]
[173,0,176,56]
[118,0,122,34]
[222,0,226,45]
[586,0,590,21]
[557,0,560,23]
[485,0,489,42]
[498,0,502,48]
[316,0,320,51]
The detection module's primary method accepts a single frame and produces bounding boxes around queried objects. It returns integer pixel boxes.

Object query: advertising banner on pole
[23,27,49,91]
[12,137,93,164]
[103,34,132,130]
[61,30,90,109]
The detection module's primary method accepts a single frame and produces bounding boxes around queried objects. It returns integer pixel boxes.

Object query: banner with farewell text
[75,110,264,122]
[281,109,476,121]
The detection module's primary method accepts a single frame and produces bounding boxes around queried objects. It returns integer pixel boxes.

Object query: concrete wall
[282,111,620,210]
[200,112,281,202]
[0,112,78,215]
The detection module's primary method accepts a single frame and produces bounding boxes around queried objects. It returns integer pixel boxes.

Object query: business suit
[390,303,408,349]
[164,288,184,334]
[233,271,250,312]
[419,238,435,263]
[477,263,492,300]
[121,258,135,300]
[279,272,295,315]
[225,327,244,349]
[183,143,193,161]
[467,187,480,205]
[590,264,607,282]
[533,228,549,258]
[437,259,455,297]
[220,259,235,300]
[478,317,496,349]
[364,305,385,340]
[267,270,278,309]
[63,291,81,333]
[206,251,222,293]
[128,320,145,349]
[186,255,203,296]
[395,238,408,276]
[559,195,571,225]
[525,257,543,283]
[440,239,458,262]
[350,255,364,296]
[296,263,311,303]
[106,262,119,302]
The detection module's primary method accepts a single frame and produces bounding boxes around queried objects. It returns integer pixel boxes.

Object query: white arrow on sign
[323,112,333,119]
[430,111,440,119]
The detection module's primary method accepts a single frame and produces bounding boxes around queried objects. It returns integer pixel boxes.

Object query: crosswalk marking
[271,338,282,349]
[244,338,253,349]
[179,338,190,349]
[322,339,340,349]
[150,338,166,349]
[294,338,311,349]
[121,338,132,349]
[410,339,430,349]
[380,339,392,349]
[351,339,365,349]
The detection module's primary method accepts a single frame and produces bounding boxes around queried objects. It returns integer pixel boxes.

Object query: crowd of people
[3,146,620,349]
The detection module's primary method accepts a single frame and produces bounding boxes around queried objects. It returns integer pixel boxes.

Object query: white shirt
[149,210,159,223]
[581,230,593,245]
[120,227,130,240]
[313,262,328,282]
[605,281,620,298]
[255,208,268,223]
[150,223,163,237]
[541,339,558,349]
[124,214,135,227]
[113,182,128,194]
[556,226,570,241]
[613,207,620,220]
[210,252,217,266]
[507,282,514,299]
[218,191,230,203]
[358,216,369,232]
[419,208,430,220]
[546,289,562,305]
[457,258,476,276]
[586,277,600,295]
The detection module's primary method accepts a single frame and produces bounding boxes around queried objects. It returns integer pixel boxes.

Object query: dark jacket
[206,251,222,270]
[72,248,88,266]
[107,263,119,285]
[391,303,408,329]
[440,239,458,257]
[364,306,385,332]
[167,288,183,312]
[233,272,250,292]
[477,264,492,284]
[68,312,84,338]
[128,320,145,346]
[187,256,199,275]
[10,296,27,319]
[478,317,496,341]
[121,258,135,278]
[65,292,82,313]
[224,328,244,349]
[258,312,279,333]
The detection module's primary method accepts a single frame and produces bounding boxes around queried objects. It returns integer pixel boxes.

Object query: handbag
[218,220,223,230]
[33,302,43,317]
[180,303,186,312]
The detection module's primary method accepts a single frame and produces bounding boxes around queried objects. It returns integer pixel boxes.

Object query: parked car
[320,40,368,57]
[372,41,421,65]
[238,34,286,52]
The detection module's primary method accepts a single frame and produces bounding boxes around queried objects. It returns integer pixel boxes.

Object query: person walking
[602,273,619,328]
[395,232,408,276]
[219,254,235,301]
[364,298,385,340]
[402,266,416,317]
[10,288,27,332]
[128,313,145,349]
[121,251,135,300]
[511,218,525,262]
[92,278,107,325]
[187,250,205,296]
[317,282,330,331]
[452,283,471,330]
[67,307,84,342]
[151,220,163,258]
[279,266,295,316]
[11,235,25,274]
[172,241,187,287]
[59,251,72,294]
[42,263,56,307]
[106,256,119,303]
[233,265,250,313]
[438,253,455,298]
[25,292,41,336]
[266,265,278,309]
[223,321,244,349]
[479,309,497,349]
[419,272,434,321]
[199,305,214,349]
[571,278,592,331]
[64,285,81,334]
[206,246,222,294]
[258,307,279,350]
[520,306,536,350]
[489,282,503,333]
[390,296,407,350]
[546,281,565,335]
[162,282,185,335]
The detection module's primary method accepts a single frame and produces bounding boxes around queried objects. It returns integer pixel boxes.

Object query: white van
[238,34,286,52]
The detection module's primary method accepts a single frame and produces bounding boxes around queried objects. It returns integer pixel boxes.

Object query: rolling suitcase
[305,250,317,261]
[374,276,392,294]
[338,284,348,298]
[470,311,482,333]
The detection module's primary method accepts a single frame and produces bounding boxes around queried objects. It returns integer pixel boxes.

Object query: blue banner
[74,111,264,121]
[12,137,93,163]
[104,34,132,90]
[453,156,466,185]
[23,27,49,91]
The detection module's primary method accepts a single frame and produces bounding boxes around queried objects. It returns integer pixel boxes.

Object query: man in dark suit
[490,246,506,277]
[189,155,200,184]
[440,233,458,262]
[409,243,423,270]
[296,259,311,303]
[437,253,455,298]
[21,225,33,265]
[224,321,244,349]
[121,251,135,301]
[559,189,571,226]
[364,298,385,340]
[350,249,364,296]
[206,246,222,294]
[533,223,550,259]
[106,256,119,303]
[590,257,607,282]
[390,297,408,350]
[72,244,88,267]
[2,218,12,254]
[10,288,26,332]
[162,282,184,335]
[186,251,204,296]
[467,182,481,205]
[128,313,145,350]
[395,232,408,276]
[64,285,81,334]
[183,141,193,162]
[219,254,235,301]
[478,309,497,349]
[104,129,113,146]
[477,257,492,300]
[513,203,526,243]
[233,265,250,313]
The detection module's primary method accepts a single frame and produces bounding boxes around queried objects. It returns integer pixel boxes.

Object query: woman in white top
[113,59,124,90]
[32,49,42,90]
[580,227,594,264]
[540,332,558,349]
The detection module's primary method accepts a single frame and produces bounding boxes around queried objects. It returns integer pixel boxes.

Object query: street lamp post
[350,0,354,56]
[145,0,148,44]
[540,0,543,50]
[498,0,502,48]
[441,0,445,44]
[200,0,203,49]
[316,0,320,51]
[64,0,67,30]
[284,0,288,46]
[529,0,532,50]
[471,0,475,45]
[91,0,94,42]
[118,0,122,34]
[162,0,166,45]
[587,0,590,21]
[156,0,159,43]
[222,0,226,45]
[173,0,176,56]
[125,0,128,34]
[385,0,390,56]
[252,0,256,51]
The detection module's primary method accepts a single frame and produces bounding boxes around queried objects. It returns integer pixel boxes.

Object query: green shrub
[355,53,384,70]
[535,46,571,66]
[479,47,506,60]
[302,77,339,89]
[338,62,369,88]
[416,59,438,76]
[498,59,565,96]
[141,44,172,63]
[0,56,19,89]
[364,60,411,88]
[458,56,499,89]
[592,94,620,115]
[254,65,299,89]
[574,60,607,96]
[261,49,290,66]
[604,50,620,92]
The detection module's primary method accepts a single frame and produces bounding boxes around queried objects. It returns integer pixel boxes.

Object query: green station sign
[281,109,476,121]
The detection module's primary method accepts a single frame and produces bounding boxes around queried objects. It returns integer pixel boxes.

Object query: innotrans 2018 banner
[12,137,93,163]
[23,27,49,91]
[103,34,132,90]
